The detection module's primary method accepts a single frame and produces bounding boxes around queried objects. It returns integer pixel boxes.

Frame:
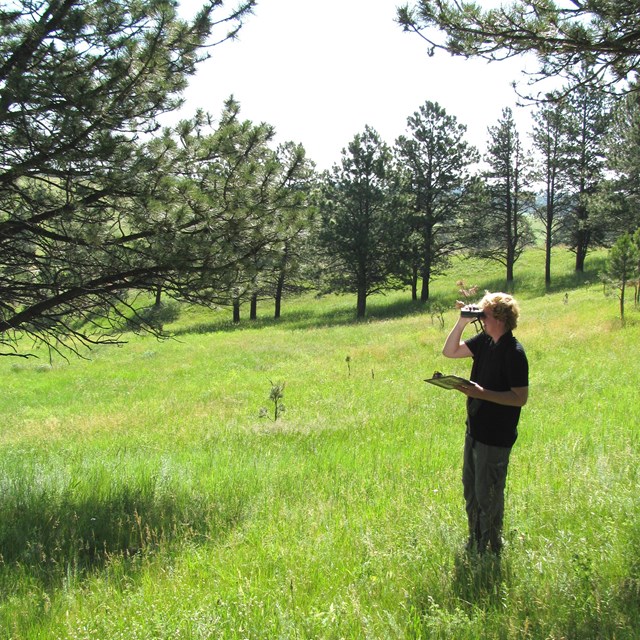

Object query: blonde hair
[480,291,520,331]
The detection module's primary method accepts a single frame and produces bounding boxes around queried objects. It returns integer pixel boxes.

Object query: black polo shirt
[465,330,529,448]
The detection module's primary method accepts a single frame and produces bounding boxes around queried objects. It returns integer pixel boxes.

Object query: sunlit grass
[0,247,638,638]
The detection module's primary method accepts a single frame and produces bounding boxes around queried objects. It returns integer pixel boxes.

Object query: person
[442,291,529,555]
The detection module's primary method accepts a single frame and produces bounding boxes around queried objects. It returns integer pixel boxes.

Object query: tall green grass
[0,248,638,639]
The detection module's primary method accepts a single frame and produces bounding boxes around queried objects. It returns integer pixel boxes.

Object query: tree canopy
[397,0,640,97]
[395,100,479,301]
[0,0,257,357]
[318,126,405,318]
[605,231,640,320]
[467,107,535,285]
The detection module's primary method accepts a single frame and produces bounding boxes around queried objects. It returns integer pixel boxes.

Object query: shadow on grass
[450,550,509,608]
[618,517,640,630]
[408,550,510,635]
[173,259,606,338]
[464,259,605,300]
[173,296,446,337]
[0,479,249,587]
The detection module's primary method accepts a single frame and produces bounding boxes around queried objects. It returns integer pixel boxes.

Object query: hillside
[0,247,638,639]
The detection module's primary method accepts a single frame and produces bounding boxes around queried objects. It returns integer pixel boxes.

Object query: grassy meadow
[0,247,638,639]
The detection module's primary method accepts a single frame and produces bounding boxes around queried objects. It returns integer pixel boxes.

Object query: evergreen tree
[394,101,479,302]
[318,127,405,318]
[398,1,640,97]
[468,108,535,289]
[593,91,640,239]
[265,142,318,321]
[605,233,640,321]
[531,95,572,287]
[0,0,255,357]
[561,76,612,272]
[161,101,316,320]
[220,140,317,323]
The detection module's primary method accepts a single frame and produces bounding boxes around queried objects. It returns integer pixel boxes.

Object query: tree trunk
[233,298,240,323]
[274,245,288,319]
[356,286,367,319]
[545,228,552,288]
[574,202,589,272]
[420,257,431,302]
[545,194,553,287]
[506,245,515,290]
[575,242,587,272]
[274,270,285,319]
[250,294,257,320]
[420,225,432,303]
[506,185,516,290]
[420,276,430,302]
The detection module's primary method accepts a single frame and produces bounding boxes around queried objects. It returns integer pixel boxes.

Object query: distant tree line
[2,0,640,359]
[315,81,640,317]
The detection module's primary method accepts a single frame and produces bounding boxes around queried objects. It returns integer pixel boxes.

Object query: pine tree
[161,102,315,321]
[0,0,255,357]
[318,127,405,318]
[561,76,612,272]
[605,233,640,321]
[399,1,640,98]
[394,101,479,302]
[593,91,640,239]
[468,108,535,289]
[531,96,572,287]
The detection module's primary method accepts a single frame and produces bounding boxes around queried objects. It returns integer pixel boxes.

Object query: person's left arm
[456,383,528,407]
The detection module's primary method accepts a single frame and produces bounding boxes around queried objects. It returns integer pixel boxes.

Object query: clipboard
[424,373,470,390]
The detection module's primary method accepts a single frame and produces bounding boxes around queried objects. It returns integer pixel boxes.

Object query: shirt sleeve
[507,343,529,388]
[465,332,484,356]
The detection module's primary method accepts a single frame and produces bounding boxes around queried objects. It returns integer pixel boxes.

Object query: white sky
[169,0,539,171]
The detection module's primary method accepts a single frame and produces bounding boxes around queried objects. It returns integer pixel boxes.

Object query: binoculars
[460,304,485,319]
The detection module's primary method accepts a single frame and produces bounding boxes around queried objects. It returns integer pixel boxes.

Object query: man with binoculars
[442,291,529,556]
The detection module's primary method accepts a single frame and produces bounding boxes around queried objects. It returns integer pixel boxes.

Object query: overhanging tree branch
[397,1,640,98]
[0,1,266,358]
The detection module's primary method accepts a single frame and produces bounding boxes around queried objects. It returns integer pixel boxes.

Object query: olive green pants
[463,434,512,554]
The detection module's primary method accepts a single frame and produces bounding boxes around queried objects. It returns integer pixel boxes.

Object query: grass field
[0,247,638,639]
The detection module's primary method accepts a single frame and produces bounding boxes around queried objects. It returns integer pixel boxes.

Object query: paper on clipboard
[424,372,470,390]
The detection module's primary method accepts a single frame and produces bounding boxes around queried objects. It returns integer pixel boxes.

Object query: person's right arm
[442,317,473,359]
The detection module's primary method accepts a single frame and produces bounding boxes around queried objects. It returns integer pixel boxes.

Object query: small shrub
[260,380,286,421]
